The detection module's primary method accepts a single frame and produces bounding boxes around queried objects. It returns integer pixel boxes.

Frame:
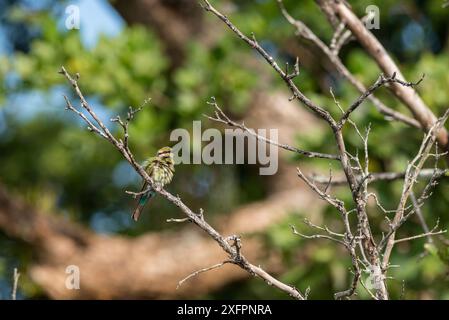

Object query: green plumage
[132,146,175,221]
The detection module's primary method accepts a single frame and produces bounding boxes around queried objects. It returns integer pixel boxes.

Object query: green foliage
[9,12,168,107]
[174,41,258,116]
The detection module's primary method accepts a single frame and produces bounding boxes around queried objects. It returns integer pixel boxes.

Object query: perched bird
[132,146,175,221]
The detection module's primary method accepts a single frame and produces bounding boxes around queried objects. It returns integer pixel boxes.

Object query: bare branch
[297,168,345,213]
[329,21,349,54]
[410,191,433,244]
[60,67,305,300]
[201,0,336,125]
[338,73,425,128]
[111,99,151,149]
[63,95,107,139]
[394,229,446,244]
[204,0,394,298]
[166,217,190,223]
[125,186,152,198]
[367,193,399,215]
[11,268,20,300]
[330,12,382,56]
[327,1,449,149]
[303,218,345,238]
[359,277,378,300]
[177,261,231,289]
[334,268,360,299]
[290,224,347,247]
[382,109,449,266]
[202,0,449,301]
[205,98,340,160]
[59,67,118,144]
[276,0,420,128]
[310,168,447,186]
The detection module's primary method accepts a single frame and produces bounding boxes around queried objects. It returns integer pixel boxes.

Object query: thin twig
[60,66,305,300]
[177,261,231,289]
[11,268,20,300]
[205,98,340,160]
[338,73,424,128]
[166,218,190,223]
[410,191,433,243]
[290,224,347,247]
[382,108,449,266]
[310,168,447,186]
[297,168,345,213]
[394,229,446,244]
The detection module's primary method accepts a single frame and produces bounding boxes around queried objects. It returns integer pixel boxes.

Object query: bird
[132,146,175,221]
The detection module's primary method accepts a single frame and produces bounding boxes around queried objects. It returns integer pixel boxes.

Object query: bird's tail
[132,188,155,221]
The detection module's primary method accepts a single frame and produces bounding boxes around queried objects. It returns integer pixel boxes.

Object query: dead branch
[201,0,449,300]
[324,1,449,150]
[205,98,340,160]
[59,66,305,300]
[277,0,420,128]
[11,268,20,300]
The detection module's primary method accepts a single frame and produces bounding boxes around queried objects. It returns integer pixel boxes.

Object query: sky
[0,0,126,121]
[0,0,125,54]
[76,0,124,48]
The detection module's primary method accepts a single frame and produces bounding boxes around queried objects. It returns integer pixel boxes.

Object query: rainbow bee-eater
[132,146,175,221]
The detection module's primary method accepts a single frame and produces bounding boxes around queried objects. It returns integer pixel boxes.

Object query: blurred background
[0,0,448,299]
